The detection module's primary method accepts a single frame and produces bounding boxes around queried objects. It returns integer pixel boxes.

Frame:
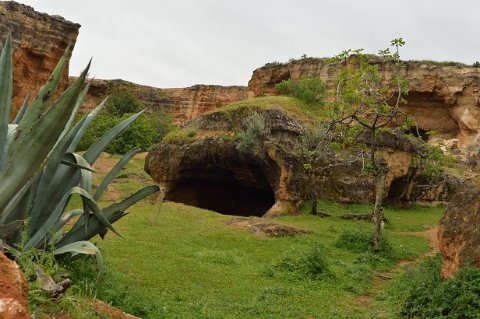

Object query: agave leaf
[94,147,140,201]
[58,185,158,247]
[25,186,120,249]
[53,209,83,233]
[0,220,23,239]
[29,152,92,232]
[17,45,71,132]
[60,159,96,172]
[53,241,105,277]
[65,153,92,193]
[103,185,160,215]
[12,94,30,125]
[83,110,144,165]
[57,211,127,248]
[67,97,107,153]
[0,34,12,170]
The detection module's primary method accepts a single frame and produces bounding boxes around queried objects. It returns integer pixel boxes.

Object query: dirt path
[398,226,439,267]
[353,226,439,306]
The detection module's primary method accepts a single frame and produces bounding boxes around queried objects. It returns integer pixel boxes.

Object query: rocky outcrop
[0,1,80,112]
[0,252,30,319]
[73,78,247,124]
[438,182,480,278]
[248,58,480,148]
[145,103,455,216]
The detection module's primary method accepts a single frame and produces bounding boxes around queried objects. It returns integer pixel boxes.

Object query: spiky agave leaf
[0,34,13,171]
[0,62,90,222]
[56,185,160,247]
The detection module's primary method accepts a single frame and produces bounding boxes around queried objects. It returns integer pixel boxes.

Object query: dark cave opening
[166,169,276,217]
[406,126,429,142]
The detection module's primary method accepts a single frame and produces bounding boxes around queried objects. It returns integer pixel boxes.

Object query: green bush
[275,77,327,105]
[334,228,395,260]
[236,112,270,155]
[78,112,173,154]
[385,255,480,318]
[104,89,144,116]
[266,242,331,280]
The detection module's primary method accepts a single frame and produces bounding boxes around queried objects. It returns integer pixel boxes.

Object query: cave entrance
[166,168,275,217]
[406,127,429,141]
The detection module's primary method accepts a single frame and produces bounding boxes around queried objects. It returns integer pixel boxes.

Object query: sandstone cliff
[0,1,79,113]
[145,99,459,216]
[73,78,247,124]
[438,182,480,278]
[248,58,480,148]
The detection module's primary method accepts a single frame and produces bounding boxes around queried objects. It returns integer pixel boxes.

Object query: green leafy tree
[328,38,416,247]
[104,88,144,116]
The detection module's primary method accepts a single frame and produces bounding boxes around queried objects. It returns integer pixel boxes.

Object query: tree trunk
[311,198,318,215]
[371,170,386,248]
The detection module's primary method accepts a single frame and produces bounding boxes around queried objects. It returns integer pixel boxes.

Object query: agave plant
[0,35,160,258]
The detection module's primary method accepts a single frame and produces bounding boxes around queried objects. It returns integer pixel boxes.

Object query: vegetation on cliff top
[210,96,329,122]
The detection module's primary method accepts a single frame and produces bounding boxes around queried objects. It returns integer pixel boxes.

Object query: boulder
[0,252,30,319]
[438,182,480,278]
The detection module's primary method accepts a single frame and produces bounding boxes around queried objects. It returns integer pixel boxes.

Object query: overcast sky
[18,0,480,88]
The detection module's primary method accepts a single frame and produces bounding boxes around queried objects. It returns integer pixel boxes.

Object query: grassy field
[62,154,445,319]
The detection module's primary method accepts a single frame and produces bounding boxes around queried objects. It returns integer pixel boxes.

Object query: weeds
[266,242,331,280]
[334,228,396,260]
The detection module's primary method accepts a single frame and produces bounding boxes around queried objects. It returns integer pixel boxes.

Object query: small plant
[473,61,480,68]
[236,112,270,155]
[275,77,327,105]
[384,255,480,318]
[335,229,395,260]
[266,242,331,280]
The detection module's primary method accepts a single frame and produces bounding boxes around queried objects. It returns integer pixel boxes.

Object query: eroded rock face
[73,78,247,124]
[145,106,453,216]
[0,252,30,319]
[438,182,480,278]
[248,58,480,148]
[0,1,80,112]
[145,109,306,216]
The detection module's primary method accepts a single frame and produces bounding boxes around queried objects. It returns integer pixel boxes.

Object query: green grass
[211,96,330,123]
[65,154,445,319]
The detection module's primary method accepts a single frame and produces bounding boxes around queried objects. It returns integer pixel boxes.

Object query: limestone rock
[0,252,30,319]
[73,78,247,124]
[145,105,453,215]
[224,217,310,237]
[0,1,79,112]
[248,58,480,149]
[438,182,480,278]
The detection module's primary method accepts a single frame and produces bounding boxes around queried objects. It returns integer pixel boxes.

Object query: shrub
[267,242,331,280]
[236,112,270,155]
[104,88,144,116]
[334,229,395,260]
[78,112,172,154]
[385,255,480,318]
[275,77,327,105]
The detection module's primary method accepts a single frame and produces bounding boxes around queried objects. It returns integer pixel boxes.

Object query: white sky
[18,0,480,88]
